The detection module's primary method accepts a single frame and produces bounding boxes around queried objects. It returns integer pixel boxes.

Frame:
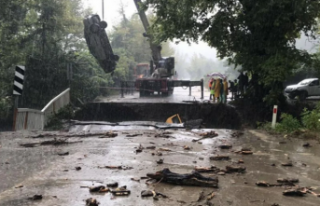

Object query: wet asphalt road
[1,125,320,206]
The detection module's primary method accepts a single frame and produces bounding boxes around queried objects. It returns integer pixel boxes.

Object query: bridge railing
[14,88,70,131]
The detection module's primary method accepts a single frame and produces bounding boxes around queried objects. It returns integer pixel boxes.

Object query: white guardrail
[14,88,70,131]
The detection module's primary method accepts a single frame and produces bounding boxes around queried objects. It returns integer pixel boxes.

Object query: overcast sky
[82,0,219,60]
[82,0,318,62]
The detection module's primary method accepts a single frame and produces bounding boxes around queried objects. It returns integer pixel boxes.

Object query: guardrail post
[121,81,124,98]
[189,82,192,96]
[200,79,204,99]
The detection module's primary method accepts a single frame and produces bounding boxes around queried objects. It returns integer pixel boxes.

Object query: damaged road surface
[0,123,320,206]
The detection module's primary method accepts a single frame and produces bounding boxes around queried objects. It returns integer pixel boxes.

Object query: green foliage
[144,0,320,105]
[275,113,302,133]
[301,103,320,131]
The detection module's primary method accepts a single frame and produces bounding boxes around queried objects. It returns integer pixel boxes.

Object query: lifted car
[83,15,119,73]
[284,78,320,100]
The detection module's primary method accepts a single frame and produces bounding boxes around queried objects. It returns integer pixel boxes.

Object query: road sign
[13,65,25,95]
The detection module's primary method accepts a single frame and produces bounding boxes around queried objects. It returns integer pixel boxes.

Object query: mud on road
[0,126,320,206]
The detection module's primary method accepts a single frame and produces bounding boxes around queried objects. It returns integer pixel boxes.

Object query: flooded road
[0,125,320,206]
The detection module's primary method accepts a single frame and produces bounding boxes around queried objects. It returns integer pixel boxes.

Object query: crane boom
[133,0,162,67]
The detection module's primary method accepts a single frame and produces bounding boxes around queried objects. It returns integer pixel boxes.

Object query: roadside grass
[258,102,320,141]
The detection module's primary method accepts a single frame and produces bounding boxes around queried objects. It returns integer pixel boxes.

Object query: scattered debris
[219,144,232,149]
[283,188,307,196]
[194,166,221,173]
[277,178,299,185]
[207,192,215,200]
[20,138,82,147]
[225,165,246,173]
[158,148,172,152]
[155,133,173,138]
[183,145,192,150]
[209,155,230,161]
[197,191,206,202]
[303,142,311,147]
[279,141,286,144]
[98,166,133,170]
[75,166,81,171]
[192,131,218,142]
[146,146,156,150]
[89,185,107,193]
[281,162,293,167]
[136,144,144,153]
[146,168,218,188]
[28,194,43,200]
[126,134,142,137]
[111,186,130,196]
[141,190,168,199]
[235,148,253,155]
[156,159,164,164]
[98,131,118,138]
[231,131,244,138]
[130,177,140,182]
[15,185,23,188]
[238,159,244,164]
[106,182,118,188]
[57,152,69,156]
[85,198,99,206]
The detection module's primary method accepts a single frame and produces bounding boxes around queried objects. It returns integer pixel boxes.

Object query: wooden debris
[158,148,172,152]
[126,134,142,137]
[156,159,164,164]
[277,178,299,185]
[28,194,43,200]
[75,166,81,171]
[85,198,99,206]
[225,165,246,173]
[57,152,69,156]
[192,131,218,142]
[141,190,168,198]
[146,146,156,150]
[111,186,130,196]
[209,155,230,161]
[207,192,215,200]
[237,159,244,164]
[130,177,140,182]
[194,166,221,173]
[256,181,270,187]
[235,148,253,155]
[99,131,118,138]
[106,182,118,188]
[98,166,133,170]
[136,144,144,153]
[183,145,191,150]
[281,162,293,167]
[283,188,307,196]
[231,131,244,138]
[303,142,311,147]
[89,186,106,193]
[219,144,232,149]
[15,185,23,188]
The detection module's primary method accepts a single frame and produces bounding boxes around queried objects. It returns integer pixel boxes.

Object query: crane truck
[133,0,176,97]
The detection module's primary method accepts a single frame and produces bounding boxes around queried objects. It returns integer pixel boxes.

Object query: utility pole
[102,0,105,20]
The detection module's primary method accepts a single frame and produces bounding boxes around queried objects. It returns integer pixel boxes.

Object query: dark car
[83,15,119,73]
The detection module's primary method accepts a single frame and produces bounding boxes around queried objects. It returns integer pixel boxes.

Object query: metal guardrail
[14,88,70,131]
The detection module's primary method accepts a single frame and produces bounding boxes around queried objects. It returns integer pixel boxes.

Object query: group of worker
[208,72,251,103]
[209,78,229,103]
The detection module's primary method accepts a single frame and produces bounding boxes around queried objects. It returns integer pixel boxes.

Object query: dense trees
[144,0,320,104]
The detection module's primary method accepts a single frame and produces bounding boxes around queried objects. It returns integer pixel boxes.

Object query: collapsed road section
[75,102,241,129]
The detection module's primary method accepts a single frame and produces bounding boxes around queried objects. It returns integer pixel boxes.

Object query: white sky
[81,0,219,60]
[82,0,318,61]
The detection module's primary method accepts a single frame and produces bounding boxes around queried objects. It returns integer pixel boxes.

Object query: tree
[144,0,320,104]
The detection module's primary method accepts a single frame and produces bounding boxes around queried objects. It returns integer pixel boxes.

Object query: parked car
[284,78,320,100]
[83,15,119,73]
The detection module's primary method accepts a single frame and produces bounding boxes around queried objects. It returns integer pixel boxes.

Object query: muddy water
[0,127,320,206]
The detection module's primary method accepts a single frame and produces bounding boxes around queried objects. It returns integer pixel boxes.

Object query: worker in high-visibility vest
[211,79,216,102]
[223,78,228,103]
[209,78,213,100]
